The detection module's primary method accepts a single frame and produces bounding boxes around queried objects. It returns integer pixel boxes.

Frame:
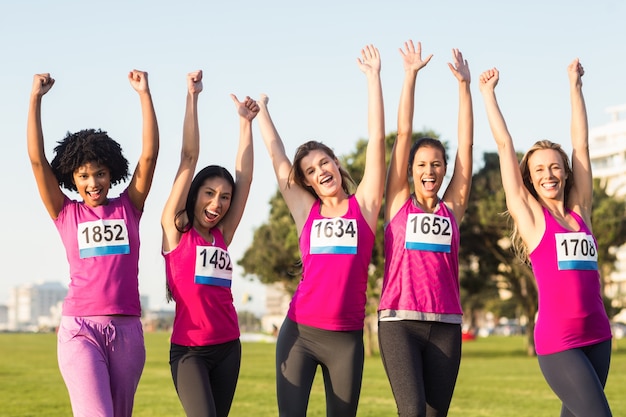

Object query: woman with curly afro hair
[27,70,159,417]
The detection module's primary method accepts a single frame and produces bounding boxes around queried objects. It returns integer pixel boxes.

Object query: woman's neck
[412,193,439,213]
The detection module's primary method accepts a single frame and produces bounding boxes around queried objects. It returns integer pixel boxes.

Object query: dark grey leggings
[275,317,364,417]
[537,339,612,417]
[378,320,462,417]
[170,339,241,417]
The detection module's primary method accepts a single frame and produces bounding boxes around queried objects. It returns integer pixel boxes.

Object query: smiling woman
[160,70,260,417]
[26,70,159,417]
[256,44,386,417]
[479,59,613,417]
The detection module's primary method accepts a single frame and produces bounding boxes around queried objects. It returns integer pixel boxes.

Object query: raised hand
[258,93,269,107]
[448,48,470,83]
[31,73,55,97]
[399,40,432,73]
[187,70,203,95]
[568,58,584,88]
[128,69,150,93]
[478,68,499,94]
[357,44,381,75]
[231,94,260,122]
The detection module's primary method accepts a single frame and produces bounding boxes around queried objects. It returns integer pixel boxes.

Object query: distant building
[589,104,626,309]
[7,281,67,331]
[261,282,290,334]
[0,305,8,331]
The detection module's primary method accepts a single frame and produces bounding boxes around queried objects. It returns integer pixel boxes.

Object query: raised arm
[127,69,159,211]
[161,70,203,252]
[478,68,541,244]
[219,94,259,246]
[442,48,474,223]
[354,44,386,230]
[566,59,592,223]
[385,40,432,222]
[27,73,65,219]
[257,95,315,234]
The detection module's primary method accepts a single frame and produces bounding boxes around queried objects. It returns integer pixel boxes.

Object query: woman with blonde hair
[479,60,612,417]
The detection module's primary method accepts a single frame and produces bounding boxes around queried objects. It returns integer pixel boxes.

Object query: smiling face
[526,148,568,202]
[193,177,233,230]
[299,149,343,197]
[410,145,447,199]
[72,161,111,207]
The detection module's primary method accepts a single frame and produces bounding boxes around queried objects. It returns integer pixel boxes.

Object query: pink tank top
[380,198,462,319]
[529,207,611,355]
[164,227,239,346]
[54,189,142,316]
[289,195,375,331]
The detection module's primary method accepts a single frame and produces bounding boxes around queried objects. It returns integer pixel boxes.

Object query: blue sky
[1,1,624,314]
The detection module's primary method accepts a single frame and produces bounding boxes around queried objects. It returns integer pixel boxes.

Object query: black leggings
[275,317,364,417]
[537,339,612,417]
[378,320,462,417]
[170,339,241,417]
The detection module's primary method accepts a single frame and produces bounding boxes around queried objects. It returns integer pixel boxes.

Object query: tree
[458,152,513,332]
[592,178,626,316]
[239,190,302,294]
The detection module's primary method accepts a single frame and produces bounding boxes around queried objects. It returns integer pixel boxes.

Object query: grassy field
[1,332,625,416]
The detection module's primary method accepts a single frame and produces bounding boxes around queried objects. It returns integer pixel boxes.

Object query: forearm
[181,92,200,163]
[258,106,288,167]
[397,70,417,140]
[138,91,159,162]
[367,73,385,143]
[570,83,588,150]
[361,73,386,205]
[457,80,474,151]
[481,90,511,151]
[235,118,253,185]
[27,95,46,164]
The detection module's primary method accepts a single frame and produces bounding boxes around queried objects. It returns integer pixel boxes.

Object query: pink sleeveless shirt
[380,198,462,321]
[54,189,142,316]
[288,195,375,331]
[164,227,239,346]
[530,207,611,355]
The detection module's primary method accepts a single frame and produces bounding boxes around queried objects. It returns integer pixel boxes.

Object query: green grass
[1,332,625,416]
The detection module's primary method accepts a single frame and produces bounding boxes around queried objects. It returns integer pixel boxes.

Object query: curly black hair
[50,129,130,192]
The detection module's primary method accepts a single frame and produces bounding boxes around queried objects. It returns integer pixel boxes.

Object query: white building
[261,282,290,334]
[7,281,67,331]
[0,305,8,331]
[589,104,626,307]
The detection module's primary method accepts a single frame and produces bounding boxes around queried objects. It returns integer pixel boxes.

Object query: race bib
[555,232,598,271]
[77,219,130,258]
[310,218,358,254]
[194,246,233,287]
[405,213,453,253]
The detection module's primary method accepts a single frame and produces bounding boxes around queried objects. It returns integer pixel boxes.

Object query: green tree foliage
[592,178,626,316]
[458,152,515,327]
[238,190,302,294]
[458,152,539,356]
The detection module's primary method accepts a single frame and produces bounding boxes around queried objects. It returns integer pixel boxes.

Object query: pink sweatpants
[57,315,146,417]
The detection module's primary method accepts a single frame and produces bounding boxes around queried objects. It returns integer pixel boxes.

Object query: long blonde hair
[510,140,574,263]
